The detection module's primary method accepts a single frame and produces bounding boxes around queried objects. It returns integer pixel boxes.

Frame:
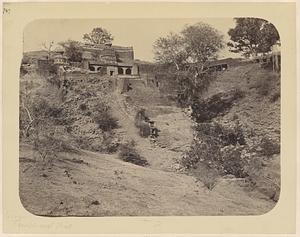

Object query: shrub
[181,121,250,189]
[260,136,280,157]
[92,108,118,132]
[100,133,119,153]
[191,89,244,123]
[93,112,118,132]
[192,164,220,190]
[193,121,246,147]
[118,141,148,166]
[79,103,87,111]
[219,145,247,178]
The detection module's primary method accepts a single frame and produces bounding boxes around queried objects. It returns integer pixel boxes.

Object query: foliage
[191,89,245,122]
[182,117,280,192]
[153,22,224,70]
[154,69,215,108]
[83,27,114,45]
[227,18,280,58]
[20,93,78,161]
[93,109,118,132]
[153,33,188,70]
[118,140,148,166]
[260,136,280,157]
[92,102,118,132]
[181,121,249,189]
[181,22,224,66]
[58,40,83,62]
[192,164,220,190]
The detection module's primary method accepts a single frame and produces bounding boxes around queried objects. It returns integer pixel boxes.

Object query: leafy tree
[181,22,224,69]
[59,40,83,62]
[83,27,114,45]
[227,18,280,58]
[153,33,188,70]
[153,22,224,71]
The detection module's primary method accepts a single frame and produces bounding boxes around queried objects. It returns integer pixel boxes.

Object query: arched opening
[89,65,95,71]
[125,68,132,75]
[118,67,124,75]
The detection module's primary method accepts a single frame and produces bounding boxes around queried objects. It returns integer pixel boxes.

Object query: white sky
[23,18,240,62]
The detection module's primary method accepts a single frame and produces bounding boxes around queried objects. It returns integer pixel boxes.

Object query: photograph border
[2,2,297,234]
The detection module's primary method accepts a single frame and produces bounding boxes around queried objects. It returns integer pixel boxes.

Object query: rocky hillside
[188,63,280,201]
[19,63,280,216]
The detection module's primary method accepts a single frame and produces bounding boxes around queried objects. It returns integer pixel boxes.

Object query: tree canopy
[227,18,280,58]
[153,22,224,71]
[181,22,224,65]
[153,33,188,70]
[83,27,114,45]
[58,40,83,62]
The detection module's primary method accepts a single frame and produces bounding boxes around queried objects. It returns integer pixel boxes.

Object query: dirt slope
[19,65,279,216]
[110,91,192,171]
[20,144,275,216]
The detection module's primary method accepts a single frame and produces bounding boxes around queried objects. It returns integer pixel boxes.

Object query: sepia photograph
[18,17,281,217]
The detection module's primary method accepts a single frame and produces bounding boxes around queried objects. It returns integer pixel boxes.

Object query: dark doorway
[118,67,124,75]
[89,65,95,71]
[125,68,132,75]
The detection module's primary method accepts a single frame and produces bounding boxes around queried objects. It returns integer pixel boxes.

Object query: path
[110,91,193,171]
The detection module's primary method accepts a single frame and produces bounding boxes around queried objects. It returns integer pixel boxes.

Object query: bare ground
[20,143,275,216]
[19,65,279,216]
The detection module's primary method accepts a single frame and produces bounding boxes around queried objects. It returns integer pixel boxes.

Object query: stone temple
[81,42,139,76]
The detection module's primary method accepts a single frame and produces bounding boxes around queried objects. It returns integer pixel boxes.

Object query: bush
[191,89,244,123]
[181,121,251,189]
[219,145,247,178]
[191,164,220,190]
[260,136,280,157]
[33,132,78,161]
[93,109,118,132]
[118,141,148,166]
[194,121,246,147]
[100,133,119,153]
[79,103,87,111]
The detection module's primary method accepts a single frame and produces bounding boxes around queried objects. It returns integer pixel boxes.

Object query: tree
[83,27,114,45]
[153,33,188,70]
[153,22,224,71]
[42,41,54,60]
[59,40,83,62]
[181,22,224,69]
[227,18,280,58]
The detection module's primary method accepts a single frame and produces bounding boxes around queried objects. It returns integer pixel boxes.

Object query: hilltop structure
[23,42,140,77]
[81,42,139,76]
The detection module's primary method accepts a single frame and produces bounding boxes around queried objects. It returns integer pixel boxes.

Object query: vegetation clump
[118,141,148,166]
[191,89,244,123]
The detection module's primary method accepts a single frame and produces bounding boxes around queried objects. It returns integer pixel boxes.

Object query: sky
[23,18,240,62]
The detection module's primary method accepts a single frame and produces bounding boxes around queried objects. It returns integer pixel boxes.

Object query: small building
[53,54,68,65]
[81,43,140,77]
